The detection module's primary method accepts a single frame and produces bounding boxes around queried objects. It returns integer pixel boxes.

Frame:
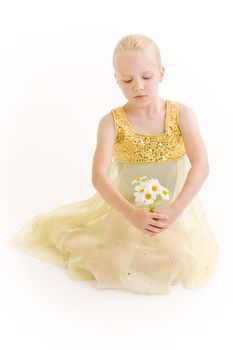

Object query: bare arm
[171,103,210,215]
[92,112,135,219]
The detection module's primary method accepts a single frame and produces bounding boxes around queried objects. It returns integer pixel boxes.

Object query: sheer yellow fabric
[10,155,219,294]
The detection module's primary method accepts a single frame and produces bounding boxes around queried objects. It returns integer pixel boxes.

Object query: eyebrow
[121,71,154,77]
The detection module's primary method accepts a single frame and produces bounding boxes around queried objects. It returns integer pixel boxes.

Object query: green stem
[153,201,156,212]
[149,201,156,212]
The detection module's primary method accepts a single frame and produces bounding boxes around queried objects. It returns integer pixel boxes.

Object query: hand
[155,205,180,232]
[126,207,169,237]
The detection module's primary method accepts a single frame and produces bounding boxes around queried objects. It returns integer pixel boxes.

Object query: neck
[124,97,165,119]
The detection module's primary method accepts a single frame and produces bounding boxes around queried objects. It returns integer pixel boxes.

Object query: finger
[152,212,168,220]
[150,217,167,227]
[146,225,161,233]
[142,229,152,236]
[143,227,155,234]
[149,221,167,229]
[150,229,162,236]
[143,229,158,237]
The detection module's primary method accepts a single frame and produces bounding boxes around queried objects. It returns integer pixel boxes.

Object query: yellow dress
[10,100,219,294]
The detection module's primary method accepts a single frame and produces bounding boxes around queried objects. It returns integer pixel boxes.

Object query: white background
[1,0,232,349]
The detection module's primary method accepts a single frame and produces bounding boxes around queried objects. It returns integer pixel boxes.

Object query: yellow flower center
[140,189,144,193]
[162,189,168,195]
[145,193,152,199]
[152,185,158,191]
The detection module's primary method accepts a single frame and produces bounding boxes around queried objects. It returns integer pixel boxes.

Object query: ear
[159,66,165,82]
[114,73,119,85]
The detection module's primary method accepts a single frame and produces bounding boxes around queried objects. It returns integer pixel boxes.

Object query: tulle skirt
[10,155,219,294]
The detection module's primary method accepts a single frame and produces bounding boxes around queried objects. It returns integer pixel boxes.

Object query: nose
[133,78,144,92]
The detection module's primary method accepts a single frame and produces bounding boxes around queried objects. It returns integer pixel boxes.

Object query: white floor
[1,220,231,350]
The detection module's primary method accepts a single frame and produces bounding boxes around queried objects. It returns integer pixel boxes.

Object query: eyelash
[124,77,152,83]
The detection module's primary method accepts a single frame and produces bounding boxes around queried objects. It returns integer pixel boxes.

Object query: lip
[134,95,147,99]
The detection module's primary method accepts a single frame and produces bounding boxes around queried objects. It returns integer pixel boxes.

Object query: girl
[10,33,219,295]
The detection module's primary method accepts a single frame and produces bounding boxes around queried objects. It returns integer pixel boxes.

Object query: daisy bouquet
[131,176,170,212]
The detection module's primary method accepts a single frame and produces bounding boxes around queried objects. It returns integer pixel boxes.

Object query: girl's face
[114,50,164,105]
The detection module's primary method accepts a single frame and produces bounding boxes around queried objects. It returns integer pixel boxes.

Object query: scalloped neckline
[120,100,169,137]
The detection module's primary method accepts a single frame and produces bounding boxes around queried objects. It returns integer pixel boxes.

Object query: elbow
[191,161,209,179]
[92,173,99,188]
[92,171,106,188]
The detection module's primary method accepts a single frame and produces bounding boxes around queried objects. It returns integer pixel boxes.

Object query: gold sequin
[111,100,186,164]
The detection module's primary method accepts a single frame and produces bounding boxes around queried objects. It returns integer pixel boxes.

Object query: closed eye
[124,77,152,83]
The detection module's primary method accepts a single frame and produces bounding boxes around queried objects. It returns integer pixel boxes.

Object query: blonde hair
[113,33,162,70]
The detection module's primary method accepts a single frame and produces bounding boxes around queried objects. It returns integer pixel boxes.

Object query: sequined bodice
[111,100,186,164]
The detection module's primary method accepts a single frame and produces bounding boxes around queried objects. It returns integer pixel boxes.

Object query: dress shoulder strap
[167,100,180,133]
[111,107,127,142]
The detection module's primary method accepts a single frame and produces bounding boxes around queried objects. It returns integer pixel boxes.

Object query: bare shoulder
[176,100,209,167]
[92,111,116,177]
[96,111,116,141]
[98,111,115,129]
[176,101,199,132]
